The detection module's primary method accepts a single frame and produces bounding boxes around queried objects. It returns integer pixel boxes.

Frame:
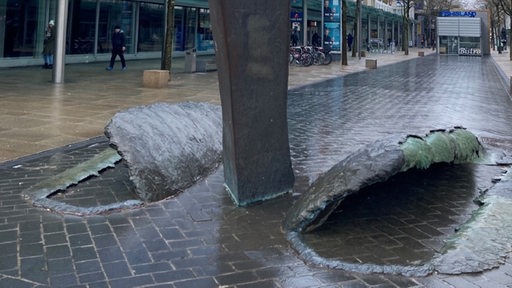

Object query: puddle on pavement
[300,162,502,267]
[48,161,139,208]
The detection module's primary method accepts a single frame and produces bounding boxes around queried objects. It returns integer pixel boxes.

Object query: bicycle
[314,46,332,65]
[289,46,313,67]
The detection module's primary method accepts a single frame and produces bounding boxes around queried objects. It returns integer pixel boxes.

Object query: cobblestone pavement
[2,52,512,287]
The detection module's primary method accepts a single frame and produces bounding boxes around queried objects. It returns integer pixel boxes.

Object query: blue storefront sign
[439,11,477,17]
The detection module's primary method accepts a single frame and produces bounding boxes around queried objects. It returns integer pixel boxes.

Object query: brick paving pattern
[1,55,512,287]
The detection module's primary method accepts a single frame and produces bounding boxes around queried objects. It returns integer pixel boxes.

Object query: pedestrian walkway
[0,49,435,163]
[2,48,512,288]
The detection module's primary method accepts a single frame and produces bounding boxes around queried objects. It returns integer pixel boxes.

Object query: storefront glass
[174,6,197,52]
[458,36,480,56]
[138,2,165,52]
[438,36,455,54]
[1,0,42,57]
[439,36,481,56]
[69,0,97,54]
[99,1,134,53]
[447,36,458,54]
[197,8,213,51]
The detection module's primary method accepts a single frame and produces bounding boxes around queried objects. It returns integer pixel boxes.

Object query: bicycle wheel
[300,52,313,67]
[313,52,325,65]
[322,53,332,65]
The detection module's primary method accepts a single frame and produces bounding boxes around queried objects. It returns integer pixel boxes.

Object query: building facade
[0,0,213,67]
[291,0,408,53]
[436,11,490,56]
[0,0,410,68]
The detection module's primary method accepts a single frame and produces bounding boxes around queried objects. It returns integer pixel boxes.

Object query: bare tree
[352,0,361,58]
[493,0,512,59]
[161,0,175,71]
[423,0,454,47]
[401,0,413,55]
[487,0,504,51]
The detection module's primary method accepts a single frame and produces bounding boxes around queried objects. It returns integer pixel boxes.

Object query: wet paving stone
[302,163,502,266]
[1,56,512,287]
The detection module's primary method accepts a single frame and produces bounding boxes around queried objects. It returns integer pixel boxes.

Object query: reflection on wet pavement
[4,54,512,286]
[301,163,502,268]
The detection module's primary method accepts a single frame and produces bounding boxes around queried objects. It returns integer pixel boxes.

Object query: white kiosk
[436,11,490,56]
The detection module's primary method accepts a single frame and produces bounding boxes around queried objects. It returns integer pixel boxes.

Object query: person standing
[106,25,126,71]
[42,20,55,69]
[347,33,353,51]
[312,32,321,47]
[291,29,299,47]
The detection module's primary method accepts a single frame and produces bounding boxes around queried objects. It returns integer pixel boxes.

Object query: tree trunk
[342,0,348,65]
[161,0,175,71]
[352,0,361,58]
[426,15,431,47]
[402,8,409,55]
[509,29,512,60]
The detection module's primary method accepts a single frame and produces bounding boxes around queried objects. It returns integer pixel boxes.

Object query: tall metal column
[303,0,308,45]
[357,1,362,59]
[209,0,295,206]
[52,0,68,84]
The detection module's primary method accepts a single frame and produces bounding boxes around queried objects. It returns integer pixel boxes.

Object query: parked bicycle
[289,46,313,67]
[306,45,332,65]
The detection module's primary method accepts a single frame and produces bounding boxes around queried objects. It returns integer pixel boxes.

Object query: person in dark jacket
[106,25,126,71]
[42,20,55,69]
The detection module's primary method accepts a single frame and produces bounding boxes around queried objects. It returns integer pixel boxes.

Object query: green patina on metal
[22,148,143,215]
[400,128,484,171]
[24,148,122,199]
[284,127,486,234]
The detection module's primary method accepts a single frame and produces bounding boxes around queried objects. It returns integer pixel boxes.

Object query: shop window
[2,0,39,57]
[197,8,213,52]
[138,3,165,52]
[68,0,97,54]
[438,36,447,54]
[448,37,458,54]
[98,1,133,54]
[439,36,460,55]
[185,7,197,51]
[174,6,197,52]
[458,36,481,56]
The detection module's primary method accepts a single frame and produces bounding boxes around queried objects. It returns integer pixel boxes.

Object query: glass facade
[0,0,213,67]
[0,0,407,67]
[439,36,481,56]
[1,0,46,58]
[138,2,165,52]
[437,15,486,56]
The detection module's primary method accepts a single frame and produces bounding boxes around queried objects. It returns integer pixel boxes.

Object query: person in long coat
[42,20,55,69]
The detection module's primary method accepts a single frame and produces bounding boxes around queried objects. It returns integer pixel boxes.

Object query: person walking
[106,25,126,71]
[42,20,55,69]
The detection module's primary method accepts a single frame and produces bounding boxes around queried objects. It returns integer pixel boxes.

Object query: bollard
[143,70,169,88]
[365,59,377,69]
[418,51,425,57]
